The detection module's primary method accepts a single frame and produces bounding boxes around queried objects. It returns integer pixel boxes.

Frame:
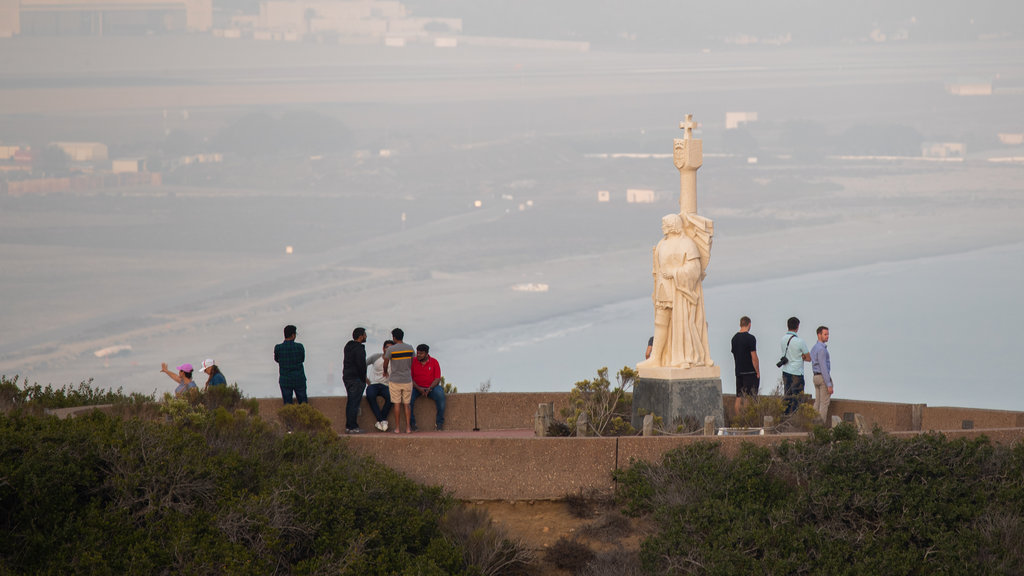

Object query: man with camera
[779,317,811,415]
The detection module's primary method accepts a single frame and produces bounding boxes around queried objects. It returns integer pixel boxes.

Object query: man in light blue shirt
[780,317,811,415]
[810,326,833,426]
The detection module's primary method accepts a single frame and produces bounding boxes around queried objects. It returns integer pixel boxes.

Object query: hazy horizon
[1,2,1023,410]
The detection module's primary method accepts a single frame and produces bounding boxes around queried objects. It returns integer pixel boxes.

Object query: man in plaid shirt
[274,324,307,404]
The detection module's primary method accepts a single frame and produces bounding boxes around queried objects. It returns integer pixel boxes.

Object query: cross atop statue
[673,113,703,214]
[679,114,697,140]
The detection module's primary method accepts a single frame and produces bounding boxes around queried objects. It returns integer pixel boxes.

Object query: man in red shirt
[410,343,446,431]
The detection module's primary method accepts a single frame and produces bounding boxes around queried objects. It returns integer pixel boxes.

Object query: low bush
[614,427,1024,575]
[563,487,613,519]
[578,511,632,542]
[547,420,571,437]
[441,504,536,576]
[0,374,153,413]
[545,537,595,574]
[0,409,472,575]
[276,403,334,435]
[579,548,643,576]
[561,367,636,436]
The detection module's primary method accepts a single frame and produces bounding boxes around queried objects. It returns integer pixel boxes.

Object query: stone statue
[636,212,714,370]
[636,114,716,375]
[632,114,722,431]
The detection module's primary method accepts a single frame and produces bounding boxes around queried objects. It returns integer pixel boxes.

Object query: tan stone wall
[48,393,1024,501]
[347,437,617,500]
[921,406,1024,431]
[254,392,570,433]
[253,393,1024,436]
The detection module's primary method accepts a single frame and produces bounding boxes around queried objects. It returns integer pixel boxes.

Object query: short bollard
[703,415,715,436]
[642,413,654,436]
[534,404,552,437]
[577,411,590,437]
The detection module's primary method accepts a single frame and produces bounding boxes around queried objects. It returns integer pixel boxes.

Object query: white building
[725,111,758,130]
[53,141,108,162]
[112,157,146,173]
[921,142,966,159]
[626,189,655,203]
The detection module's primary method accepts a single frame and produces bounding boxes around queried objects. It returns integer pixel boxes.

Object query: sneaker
[373,421,383,432]
[379,420,389,432]
[435,425,444,432]
[346,428,365,435]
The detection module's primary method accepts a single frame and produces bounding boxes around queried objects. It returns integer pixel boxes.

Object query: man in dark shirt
[730,316,760,418]
[274,324,307,404]
[342,327,369,434]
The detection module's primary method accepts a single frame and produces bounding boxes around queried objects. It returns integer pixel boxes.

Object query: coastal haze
[1,2,1023,409]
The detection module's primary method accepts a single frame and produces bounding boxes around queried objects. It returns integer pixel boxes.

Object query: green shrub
[545,537,595,574]
[561,367,636,436]
[563,487,613,519]
[199,383,259,413]
[0,374,152,414]
[615,430,1024,575]
[579,548,643,576]
[276,403,334,435]
[0,374,23,412]
[0,409,471,575]
[732,390,818,432]
[440,504,536,576]
[578,511,632,542]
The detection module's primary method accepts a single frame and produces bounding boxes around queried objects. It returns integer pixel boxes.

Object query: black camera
[776,356,788,368]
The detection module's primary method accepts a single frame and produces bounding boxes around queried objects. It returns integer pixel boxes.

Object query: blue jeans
[281,385,307,405]
[343,379,366,430]
[782,373,805,415]
[365,383,392,422]
[410,385,446,430]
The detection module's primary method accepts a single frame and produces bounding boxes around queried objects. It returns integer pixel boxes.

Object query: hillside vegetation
[615,426,1024,575]
[0,372,540,576]
[4,375,1024,575]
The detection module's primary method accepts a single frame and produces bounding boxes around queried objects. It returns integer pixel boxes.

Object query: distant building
[53,141,108,162]
[725,111,758,130]
[0,145,20,160]
[112,157,146,173]
[921,142,966,159]
[945,78,992,96]
[998,133,1024,146]
[7,0,212,35]
[255,0,460,41]
[626,189,655,203]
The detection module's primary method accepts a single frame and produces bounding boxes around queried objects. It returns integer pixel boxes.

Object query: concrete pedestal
[632,376,724,432]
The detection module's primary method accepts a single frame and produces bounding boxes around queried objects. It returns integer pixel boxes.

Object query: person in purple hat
[161,361,198,397]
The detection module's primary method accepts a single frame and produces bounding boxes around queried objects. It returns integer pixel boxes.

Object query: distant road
[3,37,1023,114]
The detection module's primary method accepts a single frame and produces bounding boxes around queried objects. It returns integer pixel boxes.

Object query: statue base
[632,371,724,432]
[637,365,720,380]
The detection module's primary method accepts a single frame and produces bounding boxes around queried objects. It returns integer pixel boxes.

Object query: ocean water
[438,242,1023,411]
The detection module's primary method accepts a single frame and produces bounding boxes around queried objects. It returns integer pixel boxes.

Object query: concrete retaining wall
[254,392,570,435]
[250,393,1024,500]
[252,393,1023,438]
[51,393,1024,501]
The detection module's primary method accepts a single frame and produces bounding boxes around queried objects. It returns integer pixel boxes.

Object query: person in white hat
[200,358,227,390]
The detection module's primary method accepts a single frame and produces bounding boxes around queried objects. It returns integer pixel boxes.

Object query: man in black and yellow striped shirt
[383,328,415,433]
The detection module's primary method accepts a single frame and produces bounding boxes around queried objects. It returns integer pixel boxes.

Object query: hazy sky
[1,2,1023,410]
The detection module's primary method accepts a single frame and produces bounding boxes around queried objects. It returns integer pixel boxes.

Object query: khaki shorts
[389,381,412,404]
